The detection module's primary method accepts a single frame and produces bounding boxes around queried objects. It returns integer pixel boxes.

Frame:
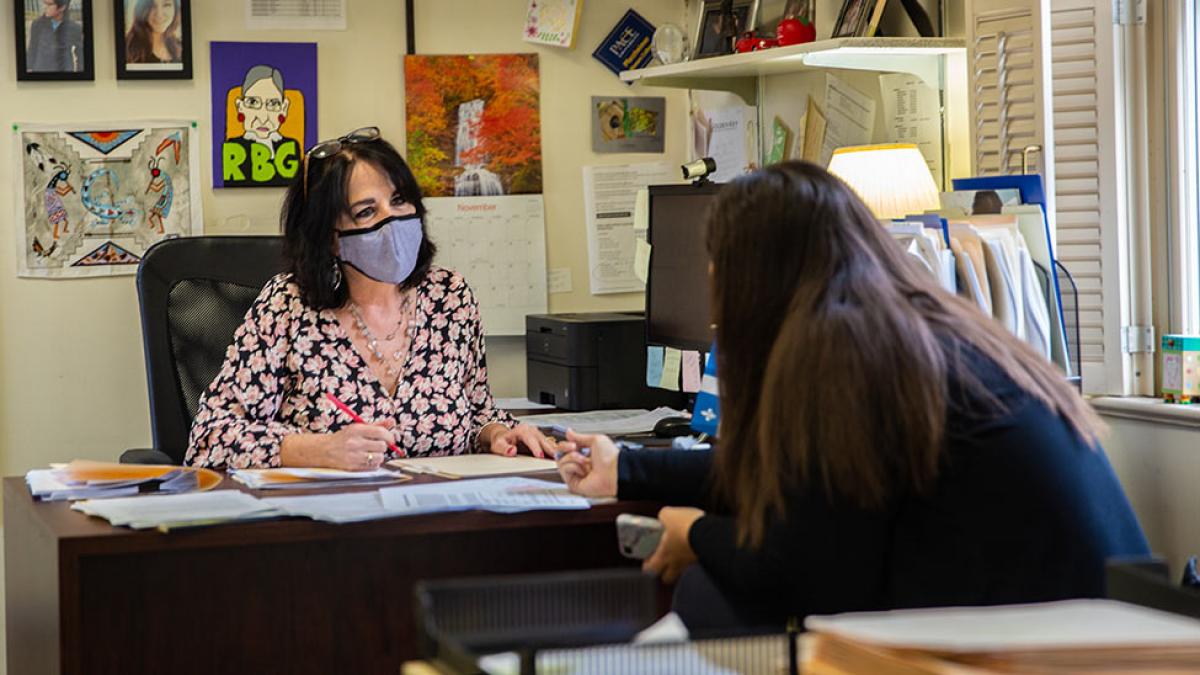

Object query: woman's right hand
[321,422,392,470]
[555,430,620,498]
[280,422,392,471]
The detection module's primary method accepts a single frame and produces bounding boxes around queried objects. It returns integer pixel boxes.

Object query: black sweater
[617,355,1149,623]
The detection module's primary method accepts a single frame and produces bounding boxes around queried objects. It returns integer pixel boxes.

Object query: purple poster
[210,41,317,188]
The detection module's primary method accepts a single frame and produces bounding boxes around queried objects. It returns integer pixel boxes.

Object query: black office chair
[121,236,286,465]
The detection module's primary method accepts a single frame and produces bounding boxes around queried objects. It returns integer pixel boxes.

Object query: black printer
[526,313,687,411]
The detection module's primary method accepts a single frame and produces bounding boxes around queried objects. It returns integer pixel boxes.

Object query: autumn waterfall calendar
[424,195,549,336]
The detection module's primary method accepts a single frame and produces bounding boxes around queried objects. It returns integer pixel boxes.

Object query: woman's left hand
[644,506,705,583]
[486,423,558,458]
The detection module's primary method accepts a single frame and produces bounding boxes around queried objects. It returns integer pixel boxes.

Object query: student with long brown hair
[556,161,1149,633]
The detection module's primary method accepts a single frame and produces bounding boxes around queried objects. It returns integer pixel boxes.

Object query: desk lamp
[827,143,940,220]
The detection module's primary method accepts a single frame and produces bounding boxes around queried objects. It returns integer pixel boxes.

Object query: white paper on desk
[494,397,556,411]
[230,467,404,490]
[378,477,589,515]
[392,454,559,478]
[516,407,688,435]
[263,491,394,524]
[821,74,876,166]
[71,491,279,529]
[880,73,943,188]
[583,163,681,295]
[705,107,750,182]
[805,599,1200,653]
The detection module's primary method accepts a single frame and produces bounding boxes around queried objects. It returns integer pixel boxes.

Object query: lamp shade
[827,144,940,220]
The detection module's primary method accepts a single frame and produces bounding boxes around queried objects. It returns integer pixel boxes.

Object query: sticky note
[634,239,652,284]
[548,268,572,293]
[682,350,701,393]
[646,346,665,388]
[633,188,650,233]
[660,347,682,391]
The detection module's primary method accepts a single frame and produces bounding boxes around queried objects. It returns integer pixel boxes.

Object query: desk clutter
[25,459,222,501]
[67,475,587,530]
[230,467,409,489]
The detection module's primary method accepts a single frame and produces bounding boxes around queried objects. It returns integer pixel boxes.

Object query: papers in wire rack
[71,491,280,530]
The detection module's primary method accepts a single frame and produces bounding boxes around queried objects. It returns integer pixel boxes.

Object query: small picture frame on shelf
[692,0,759,60]
[831,0,887,39]
[14,0,95,81]
[114,0,193,80]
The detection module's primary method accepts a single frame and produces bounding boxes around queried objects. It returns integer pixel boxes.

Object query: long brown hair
[125,0,181,64]
[708,161,1102,546]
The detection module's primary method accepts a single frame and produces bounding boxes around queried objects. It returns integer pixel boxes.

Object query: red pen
[324,392,405,457]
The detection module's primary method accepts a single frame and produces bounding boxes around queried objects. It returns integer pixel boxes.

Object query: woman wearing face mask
[124,0,182,64]
[186,128,556,470]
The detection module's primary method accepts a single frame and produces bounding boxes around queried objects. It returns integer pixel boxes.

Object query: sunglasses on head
[301,126,381,198]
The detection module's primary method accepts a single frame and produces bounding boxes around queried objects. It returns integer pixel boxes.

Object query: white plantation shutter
[968,0,1132,394]
[1048,0,1131,395]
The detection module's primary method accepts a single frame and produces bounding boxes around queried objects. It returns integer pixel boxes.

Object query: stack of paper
[805,599,1200,674]
[72,491,280,530]
[229,467,409,490]
[26,460,222,501]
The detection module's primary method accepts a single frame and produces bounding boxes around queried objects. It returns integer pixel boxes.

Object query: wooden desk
[4,474,657,675]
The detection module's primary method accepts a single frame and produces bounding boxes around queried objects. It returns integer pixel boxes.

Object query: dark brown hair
[281,137,435,310]
[125,0,182,64]
[708,161,1102,546]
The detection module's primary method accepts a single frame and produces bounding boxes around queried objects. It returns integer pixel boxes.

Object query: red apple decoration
[777,17,816,46]
[735,31,757,53]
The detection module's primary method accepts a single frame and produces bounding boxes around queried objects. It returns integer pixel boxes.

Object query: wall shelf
[619,37,965,104]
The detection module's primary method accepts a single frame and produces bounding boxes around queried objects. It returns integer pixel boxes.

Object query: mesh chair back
[137,236,286,463]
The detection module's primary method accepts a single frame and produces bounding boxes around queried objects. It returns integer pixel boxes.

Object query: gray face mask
[337,215,424,284]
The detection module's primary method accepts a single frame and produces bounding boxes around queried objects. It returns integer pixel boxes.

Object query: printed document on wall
[246,0,347,30]
[424,195,548,336]
[880,73,944,188]
[820,74,876,166]
[583,162,680,294]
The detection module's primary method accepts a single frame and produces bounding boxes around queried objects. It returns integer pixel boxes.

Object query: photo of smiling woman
[116,0,191,79]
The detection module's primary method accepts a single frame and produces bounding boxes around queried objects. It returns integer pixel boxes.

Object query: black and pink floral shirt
[185,266,513,469]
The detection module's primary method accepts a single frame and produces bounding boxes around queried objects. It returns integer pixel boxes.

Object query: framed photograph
[832,0,887,39]
[692,0,758,60]
[114,0,192,79]
[14,0,94,81]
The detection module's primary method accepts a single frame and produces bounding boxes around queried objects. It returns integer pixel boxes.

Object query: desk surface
[4,471,658,675]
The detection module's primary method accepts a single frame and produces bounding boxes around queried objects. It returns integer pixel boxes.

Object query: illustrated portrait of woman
[124,0,182,65]
[220,64,304,187]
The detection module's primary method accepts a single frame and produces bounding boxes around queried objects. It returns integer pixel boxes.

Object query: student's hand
[644,507,704,583]
[485,423,558,458]
[320,421,393,470]
[556,430,619,498]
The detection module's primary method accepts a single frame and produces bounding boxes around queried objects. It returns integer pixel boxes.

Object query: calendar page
[424,195,549,336]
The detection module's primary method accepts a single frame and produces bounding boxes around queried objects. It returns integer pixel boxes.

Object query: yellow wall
[0,0,688,476]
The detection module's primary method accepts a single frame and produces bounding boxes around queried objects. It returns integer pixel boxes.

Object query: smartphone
[616,513,665,560]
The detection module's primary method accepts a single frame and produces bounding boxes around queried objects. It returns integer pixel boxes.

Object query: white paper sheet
[424,195,548,334]
[72,491,279,529]
[263,491,394,524]
[583,163,680,294]
[378,477,589,514]
[820,74,877,166]
[246,0,347,30]
[705,107,749,182]
[879,73,944,187]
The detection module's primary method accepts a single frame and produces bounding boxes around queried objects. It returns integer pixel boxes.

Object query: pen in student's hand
[324,392,405,458]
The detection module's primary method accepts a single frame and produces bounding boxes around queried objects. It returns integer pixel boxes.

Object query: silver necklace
[349,291,417,379]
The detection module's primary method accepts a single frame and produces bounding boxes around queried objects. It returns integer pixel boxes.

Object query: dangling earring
[237,113,245,123]
[331,259,343,290]
[278,115,286,124]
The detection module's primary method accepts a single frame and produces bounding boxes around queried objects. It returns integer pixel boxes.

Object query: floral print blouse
[185,266,514,469]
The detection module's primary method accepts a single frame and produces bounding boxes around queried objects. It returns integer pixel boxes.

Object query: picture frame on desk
[831,0,887,38]
[13,0,95,81]
[692,0,758,60]
[114,0,193,80]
